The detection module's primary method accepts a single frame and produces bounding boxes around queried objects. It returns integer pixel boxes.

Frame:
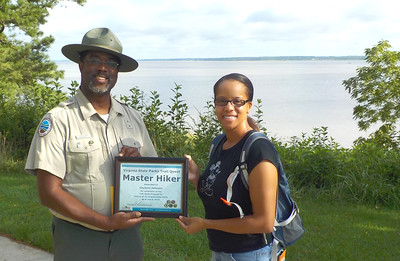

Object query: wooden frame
[114,157,188,218]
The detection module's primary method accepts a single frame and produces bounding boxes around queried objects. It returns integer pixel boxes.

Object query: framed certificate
[114,157,188,218]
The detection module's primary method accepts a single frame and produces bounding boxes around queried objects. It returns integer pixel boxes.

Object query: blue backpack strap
[238,131,305,249]
[208,134,226,160]
[239,131,270,189]
[239,132,295,219]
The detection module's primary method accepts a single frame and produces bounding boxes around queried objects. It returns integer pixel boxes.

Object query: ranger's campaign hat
[61,28,138,72]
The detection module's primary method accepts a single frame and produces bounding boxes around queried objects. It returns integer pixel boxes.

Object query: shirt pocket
[66,138,102,183]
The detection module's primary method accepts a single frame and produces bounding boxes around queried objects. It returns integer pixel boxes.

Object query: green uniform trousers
[52,216,143,261]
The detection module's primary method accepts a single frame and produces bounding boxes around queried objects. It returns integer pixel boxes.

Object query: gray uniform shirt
[25,88,157,229]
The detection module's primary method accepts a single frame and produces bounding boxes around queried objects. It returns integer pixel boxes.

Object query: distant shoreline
[54,56,365,63]
[141,56,365,61]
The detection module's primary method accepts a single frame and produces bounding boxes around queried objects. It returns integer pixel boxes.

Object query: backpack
[209,131,305,260]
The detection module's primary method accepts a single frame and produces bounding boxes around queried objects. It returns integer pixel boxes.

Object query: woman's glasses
[214,99,250,107]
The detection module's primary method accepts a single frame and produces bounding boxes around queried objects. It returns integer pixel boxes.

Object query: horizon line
[53,55,365,62]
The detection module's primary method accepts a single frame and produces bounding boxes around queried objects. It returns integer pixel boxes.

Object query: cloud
[40,0,400,60]
[246,9,294,24]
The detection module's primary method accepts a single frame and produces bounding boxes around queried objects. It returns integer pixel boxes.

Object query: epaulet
[44,97,75,115]
[59,97,75,107]
[116,99,128,106]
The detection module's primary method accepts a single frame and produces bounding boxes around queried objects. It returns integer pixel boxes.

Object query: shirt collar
[110,96,125,116]
[75,88,125,120]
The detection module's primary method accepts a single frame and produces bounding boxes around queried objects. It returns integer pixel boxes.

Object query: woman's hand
[176,216,205,235]
[184,155,200,189]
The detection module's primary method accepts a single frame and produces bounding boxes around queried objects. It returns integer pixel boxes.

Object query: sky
[41,0,400,60]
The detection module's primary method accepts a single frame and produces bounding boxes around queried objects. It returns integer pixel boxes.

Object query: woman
[177,73,282,260]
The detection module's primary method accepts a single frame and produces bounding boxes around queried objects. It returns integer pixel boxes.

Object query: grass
[0,162,53,251]
[1,165,399,260]
[289,194,400,260]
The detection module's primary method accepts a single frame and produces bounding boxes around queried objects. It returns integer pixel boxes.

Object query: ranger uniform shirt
[25,89,157,230]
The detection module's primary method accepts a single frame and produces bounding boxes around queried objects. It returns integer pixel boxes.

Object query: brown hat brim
[61,44,138,72]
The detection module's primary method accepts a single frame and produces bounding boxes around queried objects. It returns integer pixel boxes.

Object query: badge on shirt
[38,118,52,137]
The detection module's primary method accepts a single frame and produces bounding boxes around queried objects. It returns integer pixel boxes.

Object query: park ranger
[25,28,157,261]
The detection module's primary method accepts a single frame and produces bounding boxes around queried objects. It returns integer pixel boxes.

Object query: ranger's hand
[107,212,154,230]
[119,146,141,157]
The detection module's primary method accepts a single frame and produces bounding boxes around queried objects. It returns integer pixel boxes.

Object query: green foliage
[67,80,80,97]
[0,82,67,158]
[334,140,400,207]
[0,132,11,170]
[167,83,189,133]
[275,126,400,209]
[252,98,268,133]
[120,83,190,158]
[277,127,345,189]
[343,40,400,147]
[0,0,86,158]
[189,101,223,168]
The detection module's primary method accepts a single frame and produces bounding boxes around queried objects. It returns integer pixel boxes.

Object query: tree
[0,0,86,158]
[343,40,400,147]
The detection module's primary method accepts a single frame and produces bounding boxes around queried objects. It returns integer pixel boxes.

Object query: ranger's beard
[88,78,113,94]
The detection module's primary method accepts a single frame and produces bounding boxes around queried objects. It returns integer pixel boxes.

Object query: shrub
[276,127,346,189]
[120,83,191,158]
[334,139,400,208]
[0,82,66,159]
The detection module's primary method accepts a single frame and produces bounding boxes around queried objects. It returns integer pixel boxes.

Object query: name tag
[75,134,91,139]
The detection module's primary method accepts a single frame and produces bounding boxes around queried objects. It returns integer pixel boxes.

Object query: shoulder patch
[38,118,52,137]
